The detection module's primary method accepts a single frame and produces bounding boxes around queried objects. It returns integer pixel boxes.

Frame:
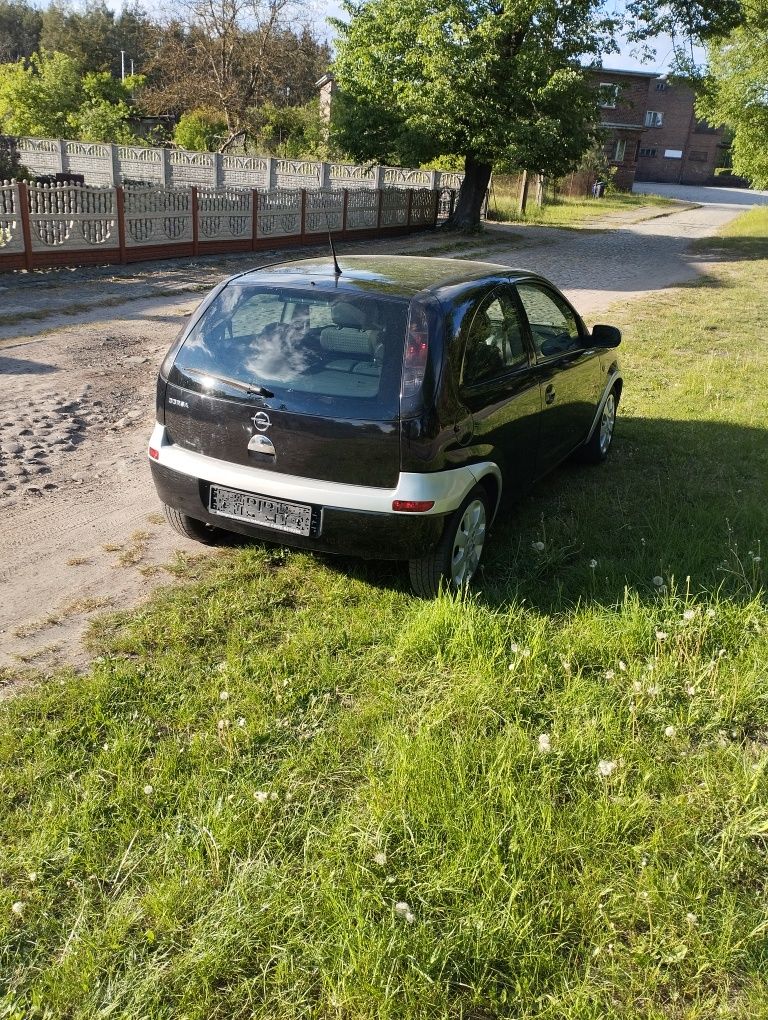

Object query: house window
[598,83,619,109]
[655,81,668,91]
[688,149,708,161]
[638,147,657,158]
[613,139,627,162]
[645,110,663,127]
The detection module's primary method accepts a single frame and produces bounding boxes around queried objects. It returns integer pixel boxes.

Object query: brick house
[591,67,728,188]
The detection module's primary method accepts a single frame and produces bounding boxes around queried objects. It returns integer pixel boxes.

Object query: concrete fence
[0,180,459,273]
[6,135,465,193]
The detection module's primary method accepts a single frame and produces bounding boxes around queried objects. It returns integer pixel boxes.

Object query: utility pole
[121,49,126,81]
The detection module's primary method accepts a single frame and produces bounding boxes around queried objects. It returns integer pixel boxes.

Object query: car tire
[409,485,489,597]
[163,503,222,545]
[578,385,619,465]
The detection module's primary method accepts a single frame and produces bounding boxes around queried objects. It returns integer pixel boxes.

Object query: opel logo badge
[251,411,271,432]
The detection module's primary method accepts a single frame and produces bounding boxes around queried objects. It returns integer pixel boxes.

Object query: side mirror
[591,324,621,348]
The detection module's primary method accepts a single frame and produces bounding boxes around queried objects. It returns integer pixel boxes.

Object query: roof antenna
[325,212,342,277]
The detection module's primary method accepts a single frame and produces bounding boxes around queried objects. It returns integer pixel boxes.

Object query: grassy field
[1,210,768,1019]
[487,176,680,226]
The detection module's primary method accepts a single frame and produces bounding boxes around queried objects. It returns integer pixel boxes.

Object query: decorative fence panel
[5,134,464,193]
[0,180,454,272]
[27,183,117,252]
[197,188,252,243]
[0,182,23,255]
[124,187,193,248]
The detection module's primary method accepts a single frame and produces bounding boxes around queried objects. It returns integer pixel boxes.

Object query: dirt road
[0,199,753,674]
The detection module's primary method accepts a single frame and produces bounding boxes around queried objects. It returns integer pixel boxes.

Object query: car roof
[231,255,547,300]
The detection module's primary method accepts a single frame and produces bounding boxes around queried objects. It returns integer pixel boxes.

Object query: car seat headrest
[331,301,368,329]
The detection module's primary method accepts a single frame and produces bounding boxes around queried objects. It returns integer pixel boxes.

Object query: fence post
[116,185,127,264]
[300,188,307,241]
[109,143,122,186]
[267,157,277,190]
[320,162,331,189]
[161,148,171,187]
[214,153,223,187]
[376,187,384,230]
[251,189,259,249]
[55,139,65,174]
[342,188,349,239]
[373,165,385,190]
[429,170,439,191]
[191,186,199,255]
[17,180,33,271]
[406,187,413,229]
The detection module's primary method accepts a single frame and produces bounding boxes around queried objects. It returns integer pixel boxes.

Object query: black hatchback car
[149,256,622,595]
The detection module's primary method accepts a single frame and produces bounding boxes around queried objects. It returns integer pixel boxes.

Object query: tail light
[402,303,430,398]
[392,499,434,512]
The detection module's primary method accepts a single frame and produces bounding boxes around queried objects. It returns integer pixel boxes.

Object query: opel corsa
[148,256,622,595]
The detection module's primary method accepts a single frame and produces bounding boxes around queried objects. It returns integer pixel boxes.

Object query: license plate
[208,485,312,536]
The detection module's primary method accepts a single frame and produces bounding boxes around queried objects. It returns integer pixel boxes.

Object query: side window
[462,289,527,386]
[517,284,582,359]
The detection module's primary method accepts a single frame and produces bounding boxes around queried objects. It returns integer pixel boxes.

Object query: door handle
[545,384,556,405]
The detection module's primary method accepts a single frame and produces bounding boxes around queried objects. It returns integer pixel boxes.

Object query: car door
[515,281,603,477]
[456,284,541,495]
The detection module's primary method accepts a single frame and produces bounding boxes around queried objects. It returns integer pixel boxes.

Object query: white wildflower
[632,680,643,693]
[604,669,616,680]
[589,559,598,569]
[269,791,278,801]
[510,643,519,654]
[143,784,153,795]
[373,851,387,867]
[537,733,552,753]
[686,685,697,696]
[647,684,660,697]
[686,912,698,926]
[597,759,617,778]
[217,719,227,730]
[102,743,109,751]
[639,890,649,900]
[394,901,415,923]
[652,576,664,588]
[532,541,545,552]
[618,660,627,672]
[682,609,695,622]
[237,717,246,728]
[753,556,761,564]
[664,725,677,738]
[706,608,716,618]
[254,791,269,803]
[11,901,25,917]
[27,872,37,884]
[655,630,668,642]
[219,690,229,702]
[216,661,228,672]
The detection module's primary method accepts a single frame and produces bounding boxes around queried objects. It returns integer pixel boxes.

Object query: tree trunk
[518,170,530,215]
[448,153,493,230]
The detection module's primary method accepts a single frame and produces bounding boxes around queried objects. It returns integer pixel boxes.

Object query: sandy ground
[0,196,756,679]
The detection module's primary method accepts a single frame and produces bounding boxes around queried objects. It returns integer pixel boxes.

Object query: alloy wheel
[450,498,487,587]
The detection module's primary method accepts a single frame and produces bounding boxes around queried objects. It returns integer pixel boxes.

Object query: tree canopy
[697,1,768,188]
[332,0,747,227]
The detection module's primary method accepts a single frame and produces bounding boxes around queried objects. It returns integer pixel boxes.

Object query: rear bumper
[150,460,444,559]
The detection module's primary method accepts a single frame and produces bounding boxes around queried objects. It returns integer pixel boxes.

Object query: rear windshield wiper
[184,368,274,398]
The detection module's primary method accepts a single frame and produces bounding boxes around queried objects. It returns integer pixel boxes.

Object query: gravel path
[0,198,754,674]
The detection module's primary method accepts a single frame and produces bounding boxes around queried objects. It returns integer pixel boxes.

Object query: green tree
[40,1,119,74]
[0,50,82,136]
[698,3,768,188]
[69,71,142,143]
[332,0,746,228]
[173,107,228,150]
[249,99,328,158]
[0,0,42,62]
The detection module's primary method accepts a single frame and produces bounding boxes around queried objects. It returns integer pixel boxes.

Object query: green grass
[2,211,768,1019]
[487,177,680,227]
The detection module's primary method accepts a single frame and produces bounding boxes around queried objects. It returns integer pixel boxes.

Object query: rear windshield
[170,283,410,420]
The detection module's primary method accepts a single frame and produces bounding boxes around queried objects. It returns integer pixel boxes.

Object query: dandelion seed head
[652,576,664,587]
[219,691,229,702]
[510,643,519,654]
[597,759,617,778]
[373,851,387,866]
[686,912,698,925]
[27,872,37,883]
[683,609,695,621]
[254,791,268,803]
[237,717,246,728]
[655,630,668,641]
[618,660,627,672]
[532,541,545,552]
[537,733,552,753]
[604,669,616,680]
[686,685,697,696]
[11,901,25,917]
[589,559,598,569]
[143,784,153,796]
[664,725,677,738]
[394,900,415,923]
